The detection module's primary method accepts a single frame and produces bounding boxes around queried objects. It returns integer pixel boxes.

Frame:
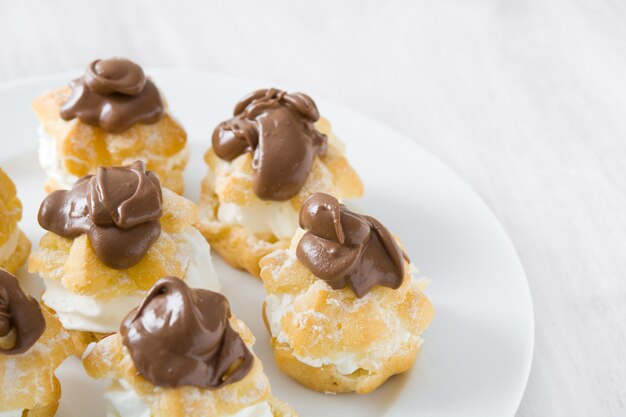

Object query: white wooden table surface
[1,1,625,416]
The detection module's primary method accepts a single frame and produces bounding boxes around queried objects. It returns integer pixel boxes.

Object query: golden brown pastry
[28,161,220,346]
[0,269,77,417]
[260,193,434,394]
[0,168,31,274]
[84,277,297,417]
[197,89,363,278]
[32,58,188,194]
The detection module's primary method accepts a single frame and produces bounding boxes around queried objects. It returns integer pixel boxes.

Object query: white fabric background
[1,1,624,416]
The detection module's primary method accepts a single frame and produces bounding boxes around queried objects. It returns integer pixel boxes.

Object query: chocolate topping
[121,277,254,389]
[296,193,407,298]
[38,161,163,270]
[0,269,46,355]
[60,58,164,133]
[212,88,328,201]
[0,292,10,337]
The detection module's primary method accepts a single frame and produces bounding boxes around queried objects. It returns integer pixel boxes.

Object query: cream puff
[28,161,219,344]
[0,168,30,274]
[260,193,434,394]
[0,269,76,416]
[83,276,297,417]
[32,57,188,194]
[197,88,363,277]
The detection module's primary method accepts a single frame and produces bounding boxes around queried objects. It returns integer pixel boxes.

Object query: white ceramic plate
[0,70,533,417]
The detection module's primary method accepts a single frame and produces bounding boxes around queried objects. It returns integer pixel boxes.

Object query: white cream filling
[104,380,150,417]
[227,402,273,417]
[217,201,299,239]
[42,227,221,333]
[105,380,273,417]
[297,352,360,376]
[0,228,19,262]
[204,157,299,239]
[0,409,23,417]
[179,227,221,291]
[42,279,144,334]
[38,126,79,189]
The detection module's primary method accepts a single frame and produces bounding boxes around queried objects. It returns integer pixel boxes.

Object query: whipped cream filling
[0,409,23,417]
[227,402,273,417]
[38,126,79,189]
[0,228,19,262]
[204,158,299,239]
[105,379,273,417]
[217,201,299,239]
[105,380,150,417]
[42,227,220,333]
[180,227,220,288]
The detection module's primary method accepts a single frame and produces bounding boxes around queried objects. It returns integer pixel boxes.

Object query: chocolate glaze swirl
[212,88,328,201]
[296,193,407,298]
[0,269,45,355]
[60,58,164,133]
[38,161,163,270]
[0,293,9,337]
[121,277,254,389]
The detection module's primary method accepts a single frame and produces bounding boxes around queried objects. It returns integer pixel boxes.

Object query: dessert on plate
[84,276,298,417]
[28,161,219,344]
[0,269,76,417]
[197,88,363,277]
[0,168,31,273]
[260,193,434,394]
[32,57,188,194]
